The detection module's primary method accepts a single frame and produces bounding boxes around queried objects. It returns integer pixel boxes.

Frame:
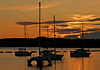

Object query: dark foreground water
[0,47,100,70]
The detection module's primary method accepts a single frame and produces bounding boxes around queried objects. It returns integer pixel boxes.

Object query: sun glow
[78,35,81,39]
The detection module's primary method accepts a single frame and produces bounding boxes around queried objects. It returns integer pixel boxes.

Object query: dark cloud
[47,28,81,34]
[63,29,100,39]
[93,24,100,25]
[42,21,70,24]
[16,22,38,25]
[59,29,81,34]
[84,31,100,39]
[63,31,100,39]
[86,29,100,32]
[88,18,100,21]
[74,28,100,34]
[16,20,70,25]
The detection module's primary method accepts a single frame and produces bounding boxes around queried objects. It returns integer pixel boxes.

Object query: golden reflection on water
[0,50,100,70]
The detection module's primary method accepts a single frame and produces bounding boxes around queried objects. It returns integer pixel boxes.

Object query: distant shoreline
[0,37,100,48]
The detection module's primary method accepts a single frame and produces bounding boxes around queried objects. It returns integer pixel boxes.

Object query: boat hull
[15,52,31,56]
[70,52,91,57]
[28,56,52,66]
[43,53,63,60]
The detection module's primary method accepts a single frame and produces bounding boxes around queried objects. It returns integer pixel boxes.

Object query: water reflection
[27,51,92,70]
[0,49,100,70]
[69,57,93,70]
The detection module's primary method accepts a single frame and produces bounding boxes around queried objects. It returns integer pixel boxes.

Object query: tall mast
[82,23,84,50]
[54,15,55,38]
[54,15,56,50]
[54,15,56,70]
[39,2,41,56]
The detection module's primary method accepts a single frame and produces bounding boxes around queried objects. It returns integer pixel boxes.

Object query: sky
[1,0,100,39]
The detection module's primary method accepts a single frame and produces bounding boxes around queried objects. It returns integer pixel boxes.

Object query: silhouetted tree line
[0,37,100,48]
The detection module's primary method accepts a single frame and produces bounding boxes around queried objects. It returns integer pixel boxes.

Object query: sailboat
[27,2,52,66]
[70,23,91,57]
[15,48,32,56]
[15,25,32,56]
[41,15,64,60]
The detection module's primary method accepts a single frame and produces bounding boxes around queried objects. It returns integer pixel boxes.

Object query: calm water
[0,47,100,70]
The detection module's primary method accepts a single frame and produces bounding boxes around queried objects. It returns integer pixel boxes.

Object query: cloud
[70,14,100,22]
[64,35,79,39]
[84,31,100,39]
[63,28,100,39]
[0,1,60,11]
[93,24,100,25]
[0,5,53,11]
[58,28,81,34]
[88,18,100,21]
[71,14,97,21]
[16,20,69,25]
[86,29,100,32]
[16,22,38,25]
[42,26,49,28]
[42,21,70,24]
[56,24,68,27]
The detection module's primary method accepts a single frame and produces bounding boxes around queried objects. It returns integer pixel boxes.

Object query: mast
[47,27,48,38]
[39,2,41,56]
[54,15,56,51]
[82,23,84,50]
[53,15,56,70]
[24,25,26,39]
[24,25,26,50]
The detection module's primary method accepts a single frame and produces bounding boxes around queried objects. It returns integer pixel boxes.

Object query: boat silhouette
[70,23,91,57]
[41,15,64,60]
[15,25,32,56]
[27,2,52,66]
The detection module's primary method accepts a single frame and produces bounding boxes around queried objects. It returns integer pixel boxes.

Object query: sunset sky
[1,0,100,39]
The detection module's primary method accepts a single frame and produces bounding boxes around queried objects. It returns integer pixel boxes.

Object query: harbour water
[0,47,100,70]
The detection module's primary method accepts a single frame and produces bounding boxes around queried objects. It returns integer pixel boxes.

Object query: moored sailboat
[41,50,64,60]
[15,25,32,56]
[70,48,91,57]
[70,23,91,57]
[41,15,64,60]
[27,2,52,66]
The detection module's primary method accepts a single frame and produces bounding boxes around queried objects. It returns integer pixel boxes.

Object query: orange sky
[1,0,100,39]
